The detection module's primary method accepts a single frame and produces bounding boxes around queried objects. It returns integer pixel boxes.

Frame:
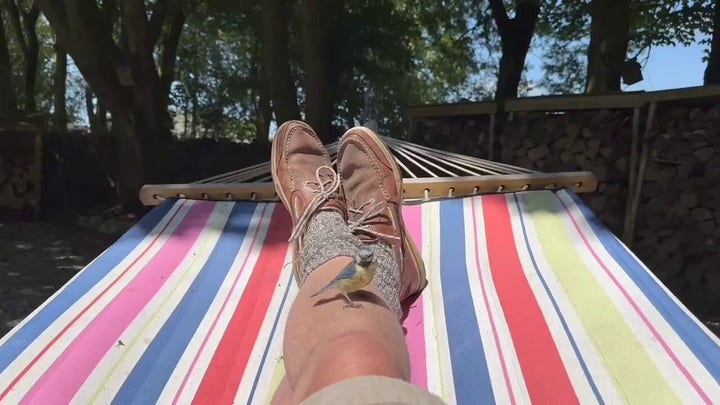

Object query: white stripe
[0,200,194,399]
[157,203,275,403]
[561,190,720,349]
[74,201,233,404]
[510,192,621,403]
[554,190,720,399]
[235,245,296,404]
[422,201,456,403]
[613,234,720,347]
[556,190,701,402]
[543,190,702,401]
[462,196,530,404]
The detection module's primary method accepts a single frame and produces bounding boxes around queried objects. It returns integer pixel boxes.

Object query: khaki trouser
[301,375,446,405]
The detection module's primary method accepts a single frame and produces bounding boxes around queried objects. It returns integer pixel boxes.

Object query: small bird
[310,245,377,308]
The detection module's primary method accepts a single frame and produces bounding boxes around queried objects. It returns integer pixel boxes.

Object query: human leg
[270,121,433,403]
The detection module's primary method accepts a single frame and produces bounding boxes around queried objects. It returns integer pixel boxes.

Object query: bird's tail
[309,281,336,298]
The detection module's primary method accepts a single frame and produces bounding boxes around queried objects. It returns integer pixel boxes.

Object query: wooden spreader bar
[139,171,597,206]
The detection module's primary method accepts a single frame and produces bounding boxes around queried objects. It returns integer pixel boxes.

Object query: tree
[0,10,17,114]
[706,0,720,84]
[538,0,709,94]
[261,0,300,123]
[301,0,340,142]
[488,0,540,99]
[3,0,40,111]
[52,42,66,132]
[585,0,631,93]
[36,0,192,211]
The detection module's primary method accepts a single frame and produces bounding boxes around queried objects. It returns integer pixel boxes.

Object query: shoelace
[288,165,341,242]
[348,199,401,241]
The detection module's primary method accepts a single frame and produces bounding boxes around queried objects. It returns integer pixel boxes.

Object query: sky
[525,41,709,94]
[268,41,712,138]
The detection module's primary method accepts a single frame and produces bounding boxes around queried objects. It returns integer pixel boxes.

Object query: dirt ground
[0,220,120,338]
[1,220,718,340]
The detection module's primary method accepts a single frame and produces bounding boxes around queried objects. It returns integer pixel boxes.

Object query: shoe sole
[342,127,428,298]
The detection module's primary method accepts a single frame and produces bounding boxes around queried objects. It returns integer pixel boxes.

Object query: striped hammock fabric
[0,189,718,404]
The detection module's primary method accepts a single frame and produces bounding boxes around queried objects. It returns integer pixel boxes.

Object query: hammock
[1,139,718,405]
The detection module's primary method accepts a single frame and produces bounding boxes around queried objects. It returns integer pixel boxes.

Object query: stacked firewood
[413,103,720,319]
[503,104,720,318]
[635,104,720,317]
[502,110,633,234]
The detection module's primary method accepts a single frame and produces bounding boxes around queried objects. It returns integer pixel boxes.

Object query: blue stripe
[246,270,294,403]
[439,199,495,403]
[0,199,177,373]
[560,189,720,383]
[513,193,604,404]
[111,202,259,404]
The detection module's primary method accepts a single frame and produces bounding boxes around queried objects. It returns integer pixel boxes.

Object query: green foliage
[536,0,711,94]
[170,0,262,141]
[1,0,716,139]
[327,0,489,134]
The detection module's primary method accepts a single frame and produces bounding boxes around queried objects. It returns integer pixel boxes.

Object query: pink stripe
[401,204,427,389]
[556,195,711,403]
[20,201,217,405]
[172,203,270,403]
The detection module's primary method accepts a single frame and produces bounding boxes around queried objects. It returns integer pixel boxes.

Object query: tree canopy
[1,0,717,208]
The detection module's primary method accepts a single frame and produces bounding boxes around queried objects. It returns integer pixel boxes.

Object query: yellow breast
[337,262,377,292]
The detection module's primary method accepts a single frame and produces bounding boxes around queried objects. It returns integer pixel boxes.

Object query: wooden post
[622,102,656,246]
[622,107,641,244]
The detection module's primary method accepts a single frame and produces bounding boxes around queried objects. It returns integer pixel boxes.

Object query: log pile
[633,103,720,318]
[502,109,633,234]
[415,117,491,158]
[412,101,720,321]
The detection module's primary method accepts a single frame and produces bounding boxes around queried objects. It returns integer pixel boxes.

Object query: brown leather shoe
[270,120,346,281]
[337,126,427,302]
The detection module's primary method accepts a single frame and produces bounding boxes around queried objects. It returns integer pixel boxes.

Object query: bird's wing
[309,260,358,298]
[332,260,358,281]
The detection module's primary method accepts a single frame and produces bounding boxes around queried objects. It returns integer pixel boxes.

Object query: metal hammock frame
[139,136,596,206]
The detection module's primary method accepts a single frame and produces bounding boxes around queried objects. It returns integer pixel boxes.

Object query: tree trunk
[0,12,17,115]
[585,0,631,94]
[183,99,189,137]
[53,44,67,132]
[85,85,97,132]
[97,102,108,135]
[301,0,338,143]
[257,78,273,141]
[37,0,189,213]
[489,0,540,100]
[111,117,149,214]
[4,0,40,111]
[261,0,300,124]
[705,0,720,85]
[158,8,186,109]
[122,0,168,141]
[250,37,271,142]
[21,4,39,112]
[191,85,199,137]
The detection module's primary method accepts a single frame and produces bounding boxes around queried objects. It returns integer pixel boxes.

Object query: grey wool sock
[298,210,359,284]
[366,239,402,318]
[298,210,402,317]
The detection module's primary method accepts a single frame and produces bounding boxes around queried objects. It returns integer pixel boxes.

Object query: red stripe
[191,206,291,404]
[0,199,188,401]
[481,194,578,404]
[470,198,516,404]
